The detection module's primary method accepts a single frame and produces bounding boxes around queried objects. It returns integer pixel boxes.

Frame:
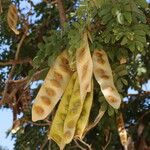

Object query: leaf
[134,30,146,36]
[124,12,132,24]
[135,41,144,52]
[7,4,19,35]
[135,35,146,43]
[121,37,128,45]
[108,106,115,116]
[121,78,128,86]
[117,12,124,25]
[118,69,128,76]
[116,79,123,92]
[98,8,111,17]
[135,0,148,8]
[128,43,135,52]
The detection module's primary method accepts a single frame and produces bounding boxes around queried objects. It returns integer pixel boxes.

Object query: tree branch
[56,0,67,27]
[0,58,32,66]
[83,107,106,137]
[1,26,28,104]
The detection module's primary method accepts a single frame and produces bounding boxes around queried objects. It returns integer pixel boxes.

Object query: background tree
[0,0,150,149]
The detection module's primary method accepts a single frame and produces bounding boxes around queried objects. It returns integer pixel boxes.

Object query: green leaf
[108,106,115,116]
[118,69,128,76]
[117,12,124,25]
[128,43,135,52]
[135,41,144,52]
[98,8,111,17]
[135,35,146,43]
[116,79,123,92]
[102,14,113,24]
[126,32,134,41]
[134,30,146,36]
[124,12,132,24]
[115,33,124,41]
[135,0,148,8]
[101,101,108,111]
[121,78,128,86]
[121,37,128,45]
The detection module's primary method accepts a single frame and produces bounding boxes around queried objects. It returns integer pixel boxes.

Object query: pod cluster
[32,32,122,149]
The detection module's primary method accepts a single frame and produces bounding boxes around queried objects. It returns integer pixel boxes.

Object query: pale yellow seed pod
[63,76,84,144]
[7,4,19,34]
[48,72,77,150]
[75,80,93,139]
[93,50,121,109]
[117,113,128,149]
[76,32,93,100]
[32,51,73,122]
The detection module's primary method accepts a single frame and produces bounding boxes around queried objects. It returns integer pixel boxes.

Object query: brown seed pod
[93,50,121,109]
[76,32,93,100]
[7,4,19,34]
[116,113,128,149]
[32,51,73,122]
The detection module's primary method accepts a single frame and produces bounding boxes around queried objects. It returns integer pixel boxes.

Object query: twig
[40,137,48,150]
[74,139,86,150]
[28,121,50,126]
[128,91,150,96]
[77,138,92,150]
[102,132,112,150]
[0,58,32,66]
[56,0,67,27]
[83,107,106,137]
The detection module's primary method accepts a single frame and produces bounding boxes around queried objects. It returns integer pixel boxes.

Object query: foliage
[0,0,150,149]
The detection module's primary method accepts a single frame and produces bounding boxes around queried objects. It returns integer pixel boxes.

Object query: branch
[1,27,28,104]
[0,58,32,66]
[128,91,150,96]
[56,0,67,27]
[102,133,112,150]
[83,107,106,137]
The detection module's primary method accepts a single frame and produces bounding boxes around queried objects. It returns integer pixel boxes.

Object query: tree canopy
[0,0,150,149]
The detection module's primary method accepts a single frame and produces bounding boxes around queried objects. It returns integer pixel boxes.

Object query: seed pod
[93,50,121,109]
[75,80,93,139]
[48,72,77,150]
[116,113,128,149]
[7,4,19,34]
[76,32,93,100]
[32,51,73,122]
[63,76,84,144]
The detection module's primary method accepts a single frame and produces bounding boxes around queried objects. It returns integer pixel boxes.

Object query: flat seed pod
[93,50,121,109]
[75,80,93,139]
[7,4,19,35]
[76,32,93,100]
[48,72,77,150]
[63,76,84,144]
[117,113,128,149]
[32,51,73,122]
